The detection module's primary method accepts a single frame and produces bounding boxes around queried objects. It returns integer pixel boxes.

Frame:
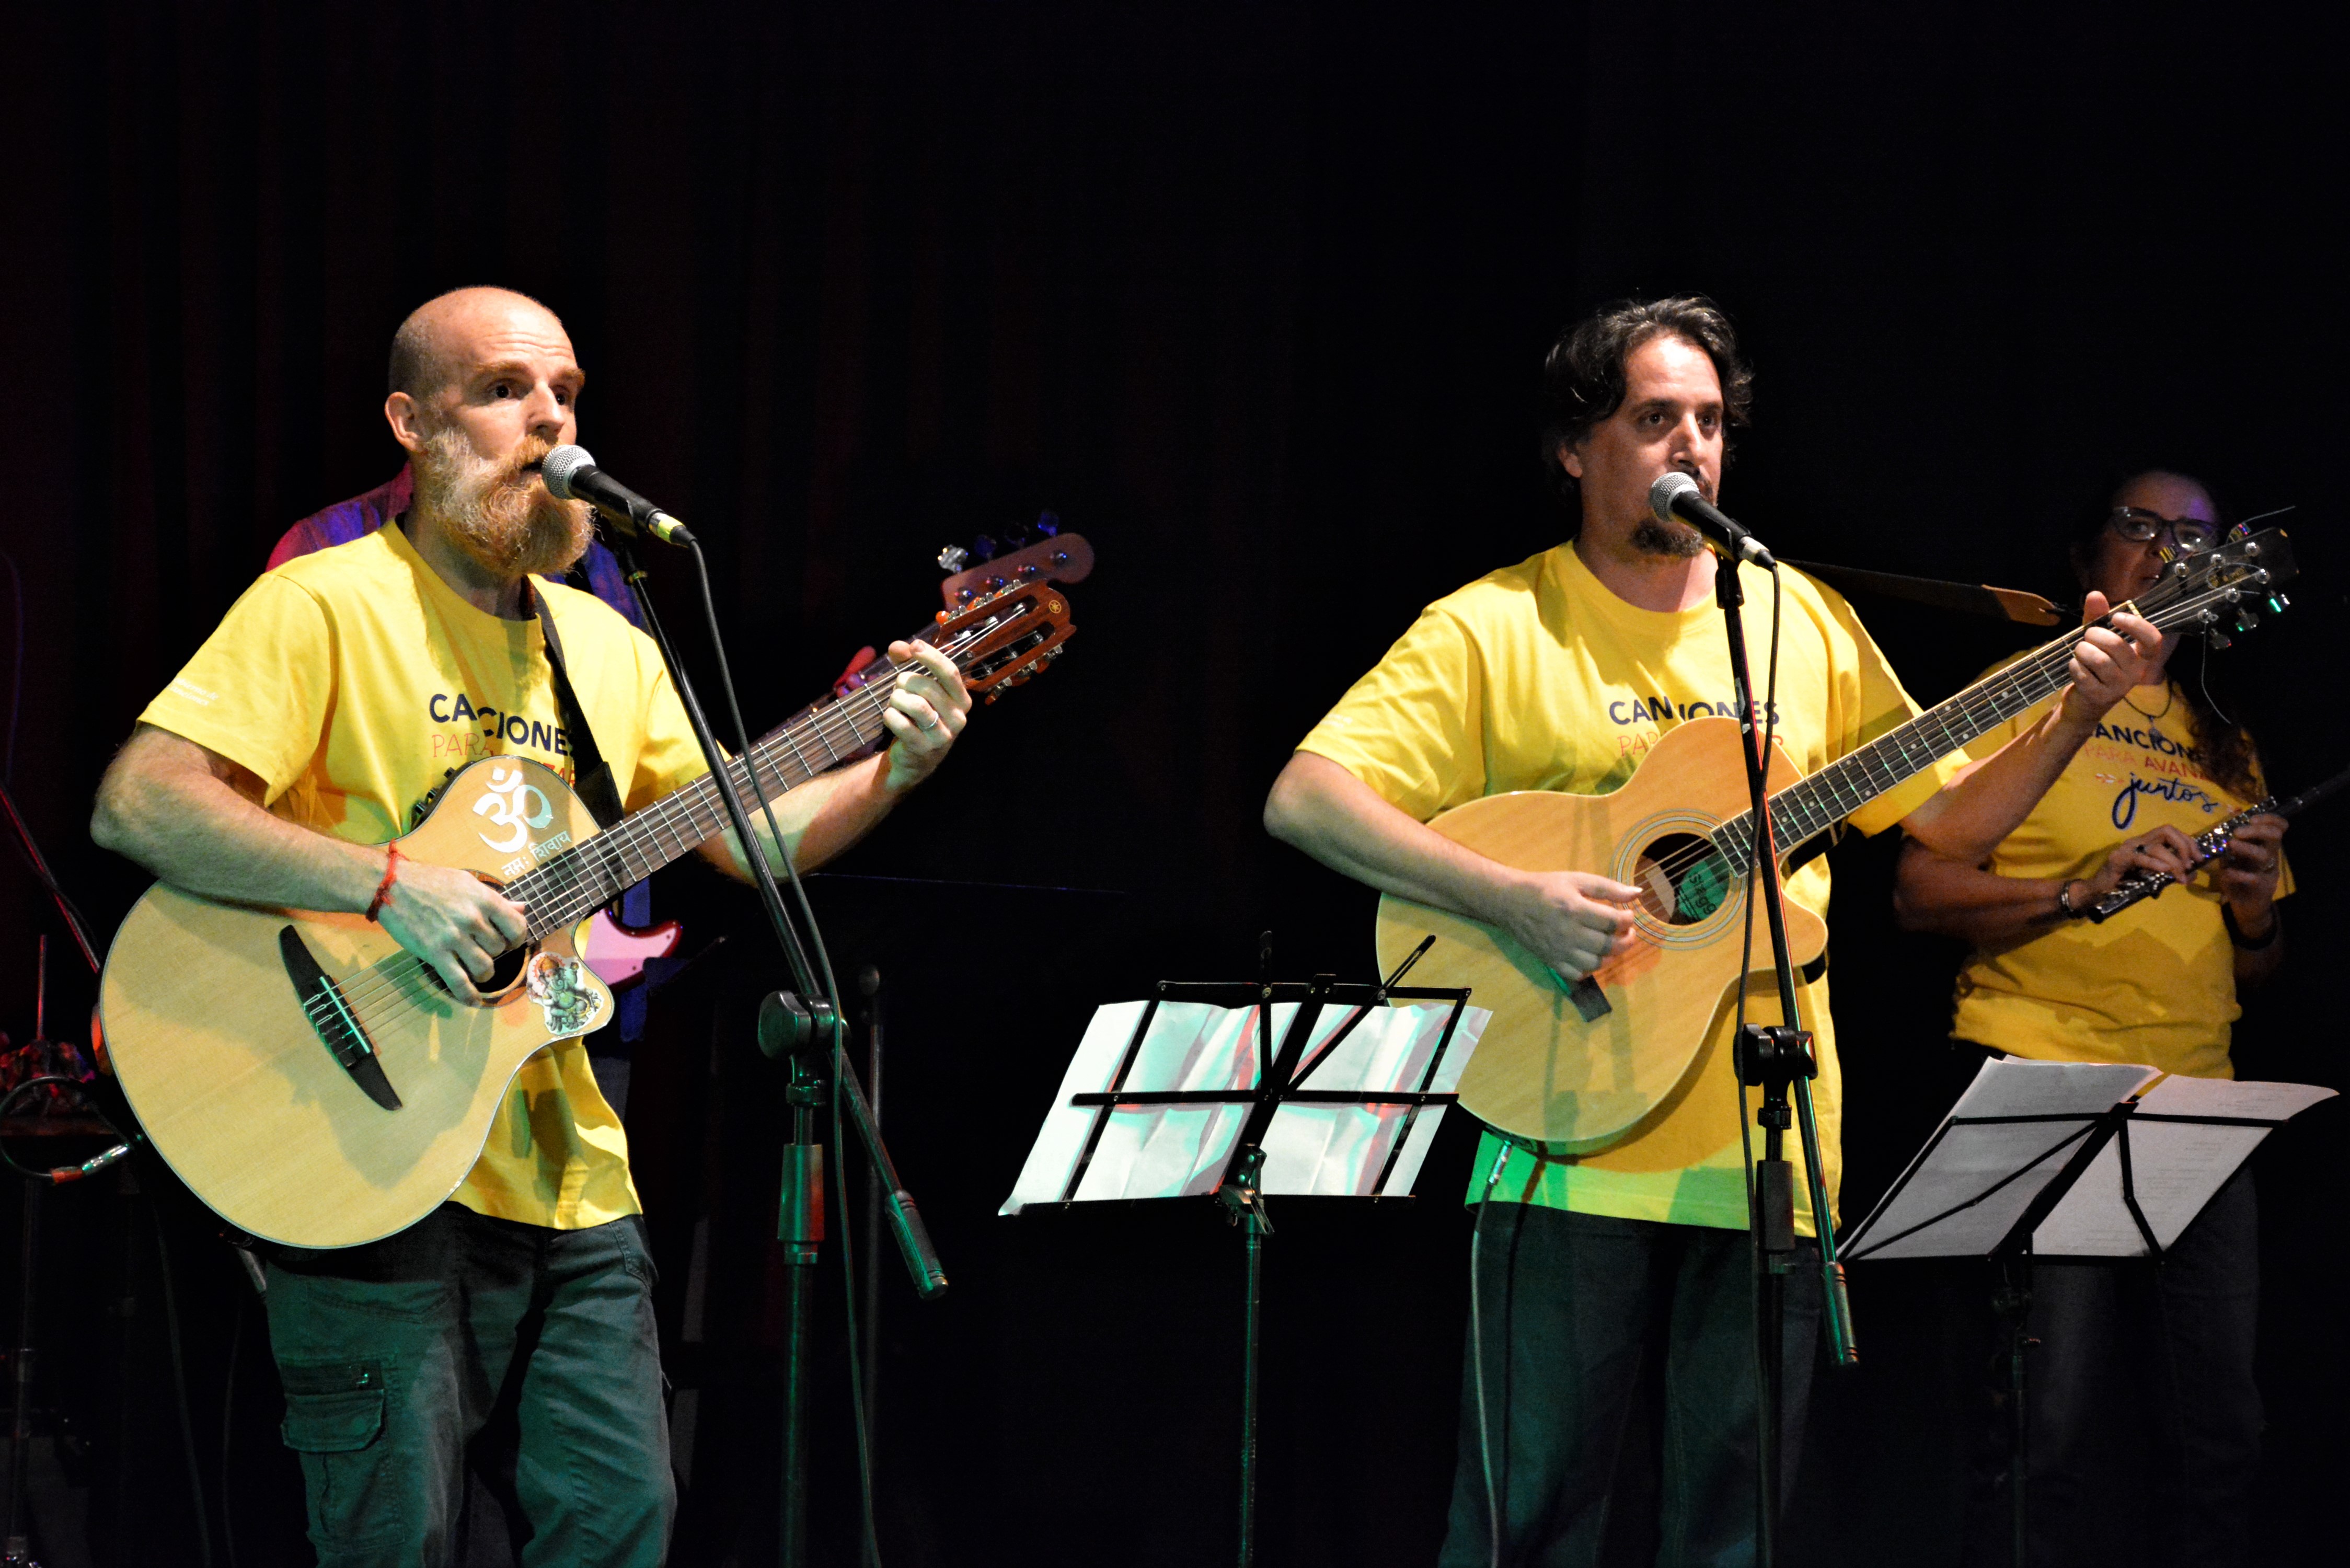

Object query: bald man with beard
[91,287,971,1565]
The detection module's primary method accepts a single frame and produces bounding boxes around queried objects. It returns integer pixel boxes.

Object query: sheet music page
[1001,999,1488,1214]
[2034,1076,2336,1256]
[1258,1001,1489,1197]
[1840,1058,2157,1261]
[1001,1000,1277,1213]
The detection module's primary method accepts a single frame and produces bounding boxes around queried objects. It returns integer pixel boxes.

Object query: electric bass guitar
[1375,528,2296,1154]
[99,551,1087,1248]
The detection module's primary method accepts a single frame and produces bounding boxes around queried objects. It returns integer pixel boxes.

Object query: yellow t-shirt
[136,523,708,1231]
[1299,544,1960,1232]
[1949,672,2289,1079]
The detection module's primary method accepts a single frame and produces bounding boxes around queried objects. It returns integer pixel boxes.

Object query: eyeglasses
[2107,506,2221,555]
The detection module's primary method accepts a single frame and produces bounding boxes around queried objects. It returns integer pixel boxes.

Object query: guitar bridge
[1568,976,1612,1023]
[278,926,404,1111]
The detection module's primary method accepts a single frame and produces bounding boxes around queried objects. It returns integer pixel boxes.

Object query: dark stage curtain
[2,5,2346,1565]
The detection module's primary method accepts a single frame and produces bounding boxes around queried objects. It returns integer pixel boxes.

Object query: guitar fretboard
[504,654,915,940]
[1708,566,2252,872]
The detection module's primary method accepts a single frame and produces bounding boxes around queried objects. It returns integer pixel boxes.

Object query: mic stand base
[778,1057,825,1568]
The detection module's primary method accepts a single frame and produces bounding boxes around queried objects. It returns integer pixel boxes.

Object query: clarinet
[2085,760,2350,923]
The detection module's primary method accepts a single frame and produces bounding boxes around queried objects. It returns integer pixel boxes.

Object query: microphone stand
[606,537,944,1568]
[1706,545,1857,1568]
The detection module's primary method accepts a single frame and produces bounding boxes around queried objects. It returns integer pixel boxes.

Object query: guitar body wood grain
[1375,716,1825,1154]
[99,756,612,1249]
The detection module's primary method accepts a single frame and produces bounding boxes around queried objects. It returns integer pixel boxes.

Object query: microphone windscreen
[1648,470,1699,523]
[542,443,598,502]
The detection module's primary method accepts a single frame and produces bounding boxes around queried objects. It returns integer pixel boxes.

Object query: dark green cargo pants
[265,1203,675,1567]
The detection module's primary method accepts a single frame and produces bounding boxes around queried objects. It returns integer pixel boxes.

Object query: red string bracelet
[367,843,404,923]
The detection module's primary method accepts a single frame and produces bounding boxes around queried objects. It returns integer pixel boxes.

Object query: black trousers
[1964,1169,2262,1567]
[1437,1204,1819,1568]
[266,1204,675,1567]
[1942,1043,2263,1568]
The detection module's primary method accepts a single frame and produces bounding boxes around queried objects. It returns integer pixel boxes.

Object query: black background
[3,4,2347,1564]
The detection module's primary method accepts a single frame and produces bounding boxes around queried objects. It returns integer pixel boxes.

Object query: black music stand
[1839,1057,2334,1568]
[1003,948,1481,1568]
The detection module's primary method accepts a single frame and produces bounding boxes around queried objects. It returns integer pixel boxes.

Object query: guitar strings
[318,659,925,1024]
[1619,575,2248,904]
[508,598,1030,929]
[508,605,1016,930]
[310,603,1029,1030]
[316,674,912,1027]
[323,589,1049,1023]
[1648,575,2246,896]
[311,570,2241,1032]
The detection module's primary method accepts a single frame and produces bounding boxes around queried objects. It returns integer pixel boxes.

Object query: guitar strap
[529,582,626,831]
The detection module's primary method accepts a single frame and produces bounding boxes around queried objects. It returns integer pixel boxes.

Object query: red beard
[413,431,594,579]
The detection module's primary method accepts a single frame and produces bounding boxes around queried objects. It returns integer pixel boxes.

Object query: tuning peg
[2208,629,2233,650]
[2234,608,2259,632]
[2268,593,2291,614]
[970,534,998,563]
[937,544,970,573]
[1035,510,1060,538]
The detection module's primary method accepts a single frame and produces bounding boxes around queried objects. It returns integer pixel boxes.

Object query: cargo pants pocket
[278,1357,409,1554]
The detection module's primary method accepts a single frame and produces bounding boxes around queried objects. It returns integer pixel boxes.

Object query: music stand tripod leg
[1992,1248,2032,1568]
[1220,1145,1272,1568]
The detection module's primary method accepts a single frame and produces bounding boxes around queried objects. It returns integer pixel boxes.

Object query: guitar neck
[1712,623,2093,868]
[506,653,914,940]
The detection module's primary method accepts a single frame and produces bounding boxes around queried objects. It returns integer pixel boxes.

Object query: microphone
[541,445,697,547]
[1648,471,1775,569]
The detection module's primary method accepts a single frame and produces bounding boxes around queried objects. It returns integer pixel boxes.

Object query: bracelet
[2054,880,2087,919]
[2222,903,2280,951]
[366,843,404,923]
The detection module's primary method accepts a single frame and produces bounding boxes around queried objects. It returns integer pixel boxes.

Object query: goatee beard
[1630,517,1707,559]
[412,429,594,579]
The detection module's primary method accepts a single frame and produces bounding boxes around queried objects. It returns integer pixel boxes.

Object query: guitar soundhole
[419,944,533,1000]
[1632,833,1734,925]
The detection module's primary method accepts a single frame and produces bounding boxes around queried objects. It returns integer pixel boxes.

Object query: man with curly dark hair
[1266,296,2160,1564]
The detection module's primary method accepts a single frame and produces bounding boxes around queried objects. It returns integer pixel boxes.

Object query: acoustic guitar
[1374,528,2295,1154]
[99,548,1087,1247]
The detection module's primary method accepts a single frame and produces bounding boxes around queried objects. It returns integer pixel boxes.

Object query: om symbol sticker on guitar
[472,765,555,854]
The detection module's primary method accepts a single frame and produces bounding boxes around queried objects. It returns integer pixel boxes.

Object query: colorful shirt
[1298,543,1959,1233]
[137,523,708,1229]
[1949,675,2291,1079]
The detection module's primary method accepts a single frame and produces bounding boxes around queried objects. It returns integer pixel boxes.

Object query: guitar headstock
[937,519,1095,610]
[921,575,1078,704]
[2129,526,2295,649]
